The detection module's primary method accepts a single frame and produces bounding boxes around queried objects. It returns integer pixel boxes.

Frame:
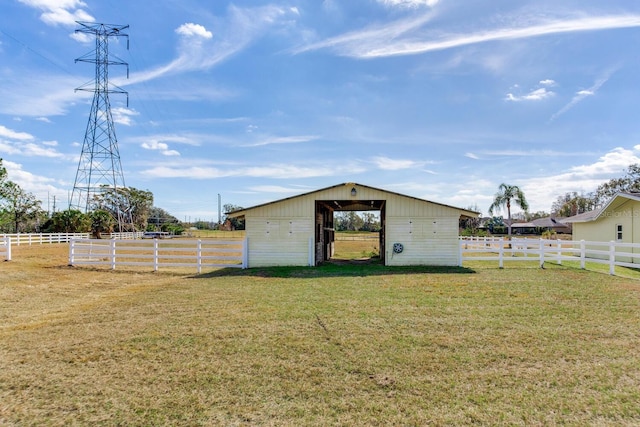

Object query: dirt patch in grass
[2,244,640,425]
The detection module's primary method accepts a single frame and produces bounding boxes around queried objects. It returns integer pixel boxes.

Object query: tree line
[334,211,381,232]
[0,158,182,236]
[465,164,640,237]
[550,164,640,217]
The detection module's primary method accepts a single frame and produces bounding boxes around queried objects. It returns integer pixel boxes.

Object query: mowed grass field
[2,240,640,426]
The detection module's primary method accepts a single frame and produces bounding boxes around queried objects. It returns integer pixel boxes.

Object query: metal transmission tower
[70,21,133,231]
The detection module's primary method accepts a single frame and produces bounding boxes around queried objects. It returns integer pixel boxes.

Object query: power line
[0,28,74,75]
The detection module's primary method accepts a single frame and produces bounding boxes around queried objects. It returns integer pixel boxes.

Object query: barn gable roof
[227,182,479,218]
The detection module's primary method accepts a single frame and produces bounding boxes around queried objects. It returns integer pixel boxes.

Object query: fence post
[458,237,464,267]
[243,237,249,269]
[110,239,117,270]
[5,236,11,261]
[580,240,586,269]
[498,238,504,269]
[154,239,159,272]
[539,239,544,268]
[609,241,615,275]
[197,239,202,274]
[68,238,75,265]
[556,239,562,265]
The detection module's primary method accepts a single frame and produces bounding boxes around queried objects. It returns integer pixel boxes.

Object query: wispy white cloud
[465,152,480,160]
[128,5,298,85]
[17,0,94,27]
[129,133,203,147]
[550,68,617,121]
[505,87,555,102]
[523,146,640,211]
[0,125,34,141]
[243,135,320,147]
[0,73,90,117]
[134,133,205,156]
[2,159,63,199]
[140,141,180,156]
[0,139,65,158]
[248,185,303,193]
[142,160,367,179]
[176,23,213,39]
[291,12,435,55]
[378,0,439,8]
[370,156,428,170]
[474,149,583,157]
[296,14,640,58]
[112,107,139,126]
[0,125,64,158]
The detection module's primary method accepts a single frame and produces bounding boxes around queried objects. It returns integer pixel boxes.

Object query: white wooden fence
[69,238,248,272]
[0,235,11,261]
[1,232,89,246]
[460,237,640,275]
[1,232,143,246]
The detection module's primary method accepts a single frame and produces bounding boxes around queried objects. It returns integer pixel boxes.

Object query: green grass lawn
[2,245,640,425]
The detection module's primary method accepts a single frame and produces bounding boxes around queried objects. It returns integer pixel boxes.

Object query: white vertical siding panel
[246,217,313,267]
[386,217,459,266]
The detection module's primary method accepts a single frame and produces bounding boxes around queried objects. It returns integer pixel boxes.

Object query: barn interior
[315,199,386,265]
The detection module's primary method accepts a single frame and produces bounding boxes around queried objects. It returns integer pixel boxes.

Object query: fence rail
[0,236,10,261]
[1,232,143,246]
[69,238,247,272]
[335,234,379,241]
[460,237,640,275]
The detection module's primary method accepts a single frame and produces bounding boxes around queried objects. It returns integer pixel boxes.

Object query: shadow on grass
[191,262,476,279]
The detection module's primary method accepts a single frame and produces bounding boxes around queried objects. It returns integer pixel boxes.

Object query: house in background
[227,182,479,268]
[563,192,640,263]
[479,216,571,235]
[510,217,572,235]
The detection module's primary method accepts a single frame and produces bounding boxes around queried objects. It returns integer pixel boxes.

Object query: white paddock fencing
[460,236,640,275]
[2,232,89,246]
[1,232,143,246]
[69,237,248,272]
[0,235,11,261]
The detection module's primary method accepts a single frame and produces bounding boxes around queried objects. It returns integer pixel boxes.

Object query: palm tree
[488,183,529,236]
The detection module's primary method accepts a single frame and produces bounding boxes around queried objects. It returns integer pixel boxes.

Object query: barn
[226,182,479,267]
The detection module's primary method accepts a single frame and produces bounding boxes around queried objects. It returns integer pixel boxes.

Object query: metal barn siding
[246,217,314,267]
[385,217,460,266]
[229,183,478,268]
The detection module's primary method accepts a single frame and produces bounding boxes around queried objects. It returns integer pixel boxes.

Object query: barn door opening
[315,200,386,265]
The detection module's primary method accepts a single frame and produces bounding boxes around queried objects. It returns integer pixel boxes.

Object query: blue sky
[2,0,640,221]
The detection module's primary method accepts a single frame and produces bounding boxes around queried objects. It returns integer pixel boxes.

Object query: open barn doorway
[315,200,386,265]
